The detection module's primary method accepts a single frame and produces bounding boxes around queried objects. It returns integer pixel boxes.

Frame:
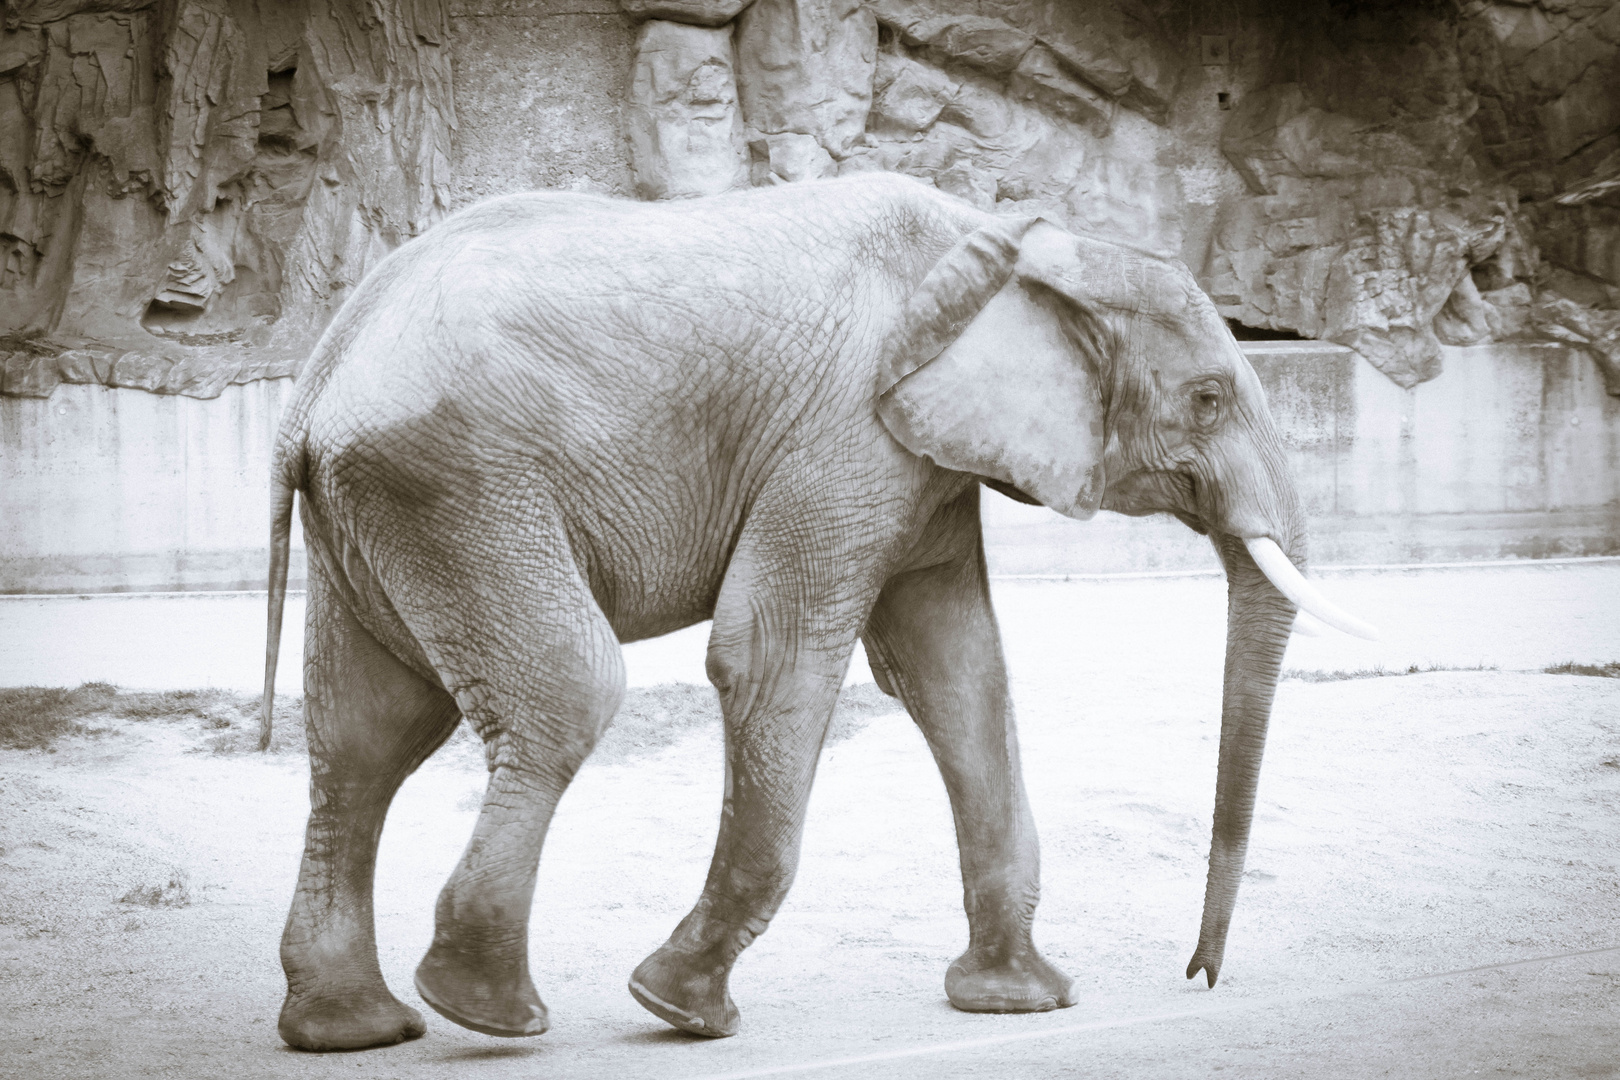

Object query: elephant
[259,172,1374,1051]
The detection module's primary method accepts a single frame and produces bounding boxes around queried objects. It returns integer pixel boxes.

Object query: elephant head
[876,215,1376,987]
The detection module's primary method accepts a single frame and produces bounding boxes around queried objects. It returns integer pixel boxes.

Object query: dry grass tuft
[0,683,304,753]
[826,682,903,744]
[0,682,119,748]
[1283,663,1497,683]
[594,683,725,762]
[0,681,904,761]
[118,873,191,908]
[1543,661,1620,678]
[592,682,900,763]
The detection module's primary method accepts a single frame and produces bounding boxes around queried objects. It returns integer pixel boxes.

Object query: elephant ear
[876,218,1109,519]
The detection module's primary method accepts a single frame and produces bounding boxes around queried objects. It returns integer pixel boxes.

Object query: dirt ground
[2,562,1619,1079]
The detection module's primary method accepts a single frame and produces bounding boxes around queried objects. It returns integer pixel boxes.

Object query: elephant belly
[568,520,732,647]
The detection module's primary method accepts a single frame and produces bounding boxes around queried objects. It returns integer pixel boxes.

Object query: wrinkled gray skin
[262,173,1302,1051]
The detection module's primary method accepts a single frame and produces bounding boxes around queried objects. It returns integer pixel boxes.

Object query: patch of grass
[1,680,907,760]
[118,872,191,908]
[0,683,305,753]
[826,682,903,745]
[594,683,723,762]
[1543,661,1620,678]
[0,682,118,749]
[197,694,306,755]
[1283,663,1497,683]
[593,682,903,764]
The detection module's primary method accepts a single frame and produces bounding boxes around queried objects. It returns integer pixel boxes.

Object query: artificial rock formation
[737,0,877,181]
[2,0,453,399]
[1195,0,1620,392]
[1206,7,1523,387]
[619,0,753,26]
[870,0,1181,130]
[1455,0,1620,393]
[8,0,1620,401]
[628,20,748,198]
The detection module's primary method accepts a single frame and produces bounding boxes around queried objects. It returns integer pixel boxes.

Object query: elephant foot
[945,946,1076,1014]
[277,987,427,1051]
[628,948,740,1037]
[413,944,549,1038]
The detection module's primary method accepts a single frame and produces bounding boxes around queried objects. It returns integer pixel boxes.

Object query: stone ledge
[0,549,310,596]
[2,339,1596,400]
[984,506,1620,576]
[1,347,302,400]
[1238,340,1356,355]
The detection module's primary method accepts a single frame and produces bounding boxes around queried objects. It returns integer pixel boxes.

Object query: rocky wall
[612,0,1620,396]
[448,1,636,203]
[1206,0,1620,393]
[5,0,1620,404]
[2,0,454,399]
[6,340,1611,593]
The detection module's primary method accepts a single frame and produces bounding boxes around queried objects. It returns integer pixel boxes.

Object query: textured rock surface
[619,0,753,26]
[7,0,1620,400]
[1204,4,1528,387]
[840,15,1187,260]
[448,1,635,206]
[736,0,876,172]
[869,0,1181,128]
[1533,293,1620,395]
[628,20,747,198]
[1459,0,1620,190]
[2,0,453,399]
[1456,0,1620,393]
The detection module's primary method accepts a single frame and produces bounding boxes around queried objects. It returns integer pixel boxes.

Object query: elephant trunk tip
[1185,953,1221,988]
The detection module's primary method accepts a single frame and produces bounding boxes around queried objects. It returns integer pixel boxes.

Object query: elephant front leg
[630,536,866,1036]
[629,653,846,1037]
[862,498,1075,1014]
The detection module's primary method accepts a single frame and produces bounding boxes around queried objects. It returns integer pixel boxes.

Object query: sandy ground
[2,562,1619,1078]
[5,559,1620,694]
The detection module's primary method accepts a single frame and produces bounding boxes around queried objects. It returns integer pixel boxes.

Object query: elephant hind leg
[278,566,461,1051]
[410,569,626,1040]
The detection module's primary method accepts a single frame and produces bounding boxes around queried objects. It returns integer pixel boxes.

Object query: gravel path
[4,559,1618,693]
[2,562,1618,1078]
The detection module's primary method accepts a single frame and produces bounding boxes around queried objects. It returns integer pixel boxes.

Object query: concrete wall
[985,342,1620,574]
[2,344,1617,593]
[446,1,637,207]
[1,379,306,594]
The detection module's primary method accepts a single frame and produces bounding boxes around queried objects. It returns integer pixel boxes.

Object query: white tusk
[1291,611,1326,637]
[1244,537,1381,641]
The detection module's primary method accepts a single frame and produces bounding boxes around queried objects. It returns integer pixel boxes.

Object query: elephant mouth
[1098,467,1195,520]
[1172,510,1209,535]
[1097,467,1378,641]
[1241,537,1380,640]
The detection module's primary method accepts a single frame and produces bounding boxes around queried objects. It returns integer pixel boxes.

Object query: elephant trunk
[1185,530,1298,988]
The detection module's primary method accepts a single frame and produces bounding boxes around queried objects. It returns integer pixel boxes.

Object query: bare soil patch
[2,667,1617,1079]
[0,682,892,760]
[5,565,1619,1077]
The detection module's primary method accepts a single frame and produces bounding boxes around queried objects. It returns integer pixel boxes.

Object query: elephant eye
[1192,388,1221,425]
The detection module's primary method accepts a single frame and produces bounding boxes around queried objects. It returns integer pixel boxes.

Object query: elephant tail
[259,446,302,752]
